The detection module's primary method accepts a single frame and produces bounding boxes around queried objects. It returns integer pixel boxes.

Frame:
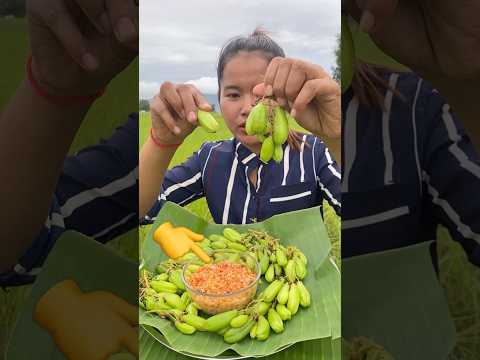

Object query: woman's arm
[139,83,212,218]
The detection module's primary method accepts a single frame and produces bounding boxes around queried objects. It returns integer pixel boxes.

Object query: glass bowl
[181,250,261,315]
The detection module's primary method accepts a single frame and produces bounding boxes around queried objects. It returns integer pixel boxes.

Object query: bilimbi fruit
[246,99,294,163]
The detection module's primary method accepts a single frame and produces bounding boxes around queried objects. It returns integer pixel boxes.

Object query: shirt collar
[234,140,259,166]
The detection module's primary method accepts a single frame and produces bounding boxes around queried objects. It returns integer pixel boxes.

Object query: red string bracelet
[150,128,182,149]
[27,55,105,106]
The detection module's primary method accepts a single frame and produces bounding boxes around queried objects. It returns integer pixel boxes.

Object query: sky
[139,0,340,100]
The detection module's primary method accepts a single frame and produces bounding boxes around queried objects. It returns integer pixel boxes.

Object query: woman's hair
[217,28,305,151]
[352,61,407,109]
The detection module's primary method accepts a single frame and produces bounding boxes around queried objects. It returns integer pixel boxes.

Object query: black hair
[216,28,285,99]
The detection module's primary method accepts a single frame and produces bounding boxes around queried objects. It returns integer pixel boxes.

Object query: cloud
[186,77,218,95]
[140,0,340,88]
[139,81,160,100]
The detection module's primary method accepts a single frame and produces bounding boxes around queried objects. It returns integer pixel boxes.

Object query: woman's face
[219,51,269,150]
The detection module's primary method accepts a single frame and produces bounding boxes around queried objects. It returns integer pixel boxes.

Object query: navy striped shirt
[342,71,480,267]
[145,134,341,224]
[0,114,139,287]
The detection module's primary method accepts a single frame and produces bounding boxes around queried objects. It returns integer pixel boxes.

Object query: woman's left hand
[253,57,341,139]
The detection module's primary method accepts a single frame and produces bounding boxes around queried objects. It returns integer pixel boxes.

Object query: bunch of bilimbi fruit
[139,228,311,344]
[245,98,293,163]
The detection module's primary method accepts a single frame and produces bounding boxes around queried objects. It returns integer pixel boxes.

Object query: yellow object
[153,222,211,263]
[34,279,138,360]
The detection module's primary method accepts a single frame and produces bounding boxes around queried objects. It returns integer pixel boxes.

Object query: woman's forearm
[0,79,91,272]
[139,137,177,218]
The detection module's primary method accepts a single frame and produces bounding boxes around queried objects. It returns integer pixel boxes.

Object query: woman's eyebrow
[223,85,241,91]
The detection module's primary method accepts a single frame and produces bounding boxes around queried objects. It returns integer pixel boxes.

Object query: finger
[285,63,306,103]
[151,96,181,135]
[192,90,213,111]
[160,82,185,120]
[263,57,282,96]
[121,325,139,356]
[291,78,339,117]
[252,83,266,97]
[272,61,292,107]
[178,87,199,125]
[177,227,204,241]
[357,0,398,33]
[106,0,138,44]
[39,2,99,71]
[73,0,111,35]
[102,293,138,326]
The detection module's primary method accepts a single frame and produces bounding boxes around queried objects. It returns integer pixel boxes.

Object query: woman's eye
[226,93,240,99]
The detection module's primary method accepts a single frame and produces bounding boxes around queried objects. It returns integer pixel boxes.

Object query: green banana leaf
[6,231,138,360]
[342,241,456,359]
[140,202,340,358]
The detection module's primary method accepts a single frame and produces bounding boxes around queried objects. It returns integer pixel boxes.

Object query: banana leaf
[140,202,340,358]
[6,231,138,360]
[342,241,456,359]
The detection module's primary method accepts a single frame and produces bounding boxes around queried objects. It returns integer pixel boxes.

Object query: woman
[139,29,342,225]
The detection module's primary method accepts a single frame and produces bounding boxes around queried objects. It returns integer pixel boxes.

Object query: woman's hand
[27,0,138,96]
[149,82,213,145]
[346,0,480,81]
[253,57,341,139]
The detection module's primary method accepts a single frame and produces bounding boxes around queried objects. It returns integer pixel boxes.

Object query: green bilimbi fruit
[182,314,207,331]
[211,241,227,249]
[297,281,311,308]
[246,102,268,135]
[164,293,186,311]
[197,110,219,133]
[226,241,247,252]
[230,314,249,328]
[209,234,228,242]
[295,251,308,266]
[250,322,258,338]
[175,320,196,335]
[269,252,277,263]
[276,304,292,321]
[285,259,297,282]
[287,283,300,315]
[265,263,275,282]
[246,254,257,271]
[224,318,256,344]
[153,273,169,282]
[145,295,170,311]
[275,248,288,267]
[255,301,271,316]
[272,106,289,145]
[204,310,239,332]
[263,279,285,302]
[272,144,284,163]
[276,282,290,305]
[169,269,186,291]
[267,308,284,333]
[186,302,198,316]
[260,136,274,163]
[294,258,307,280]
[217,327,230,336]
[256,315,271,341]
[257,134,266,142]
[200,237,211,246]
[274,263,283,276]
[150,280,178,294]
[223,228,242,242]
[144,288,157,297]
[180,291,191,307]
[258,250,270,274]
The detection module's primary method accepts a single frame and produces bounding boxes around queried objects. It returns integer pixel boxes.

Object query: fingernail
[265,85,273,96]
[100,12,112,35]
[188,111,196,122]
[290,109,297,119]
[174,126,181,135]
[203,103,211,110]
[359,10,375,33]
[115,17,136,42]
[82,53,99,71]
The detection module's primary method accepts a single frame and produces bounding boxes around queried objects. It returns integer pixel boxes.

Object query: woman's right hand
[149,82,212,145]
